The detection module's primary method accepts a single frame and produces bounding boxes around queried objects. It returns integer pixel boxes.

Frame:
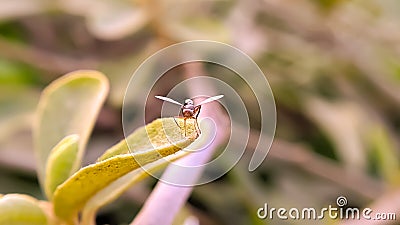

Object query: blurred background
[0,0,400,224]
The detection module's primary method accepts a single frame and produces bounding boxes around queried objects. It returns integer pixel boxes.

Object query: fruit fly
[155,95,224,137]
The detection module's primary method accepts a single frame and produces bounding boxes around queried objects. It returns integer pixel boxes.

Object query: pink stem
[130,118,226,225]
[131,64,228,225]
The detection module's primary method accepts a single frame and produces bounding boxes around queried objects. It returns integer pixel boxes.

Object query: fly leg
[173,109,184,136]
[173,116,182,129]
[184,117,187,137]
[172,116,188,138]
[194,119,200,137]
[194,105,202,136]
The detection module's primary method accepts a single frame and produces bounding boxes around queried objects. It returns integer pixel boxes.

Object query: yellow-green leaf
[53,118,197,221]
[45,135,79,200]
[98,117,198,160]
[0,194,48,225]
[368,125,400,185]
[81,119,213,225]
[33,70,109,196]
[81,153,188,225]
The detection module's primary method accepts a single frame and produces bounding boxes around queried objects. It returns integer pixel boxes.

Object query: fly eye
[184,99,193,105]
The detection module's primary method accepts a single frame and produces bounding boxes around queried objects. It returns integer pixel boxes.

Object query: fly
[155,94,224,137]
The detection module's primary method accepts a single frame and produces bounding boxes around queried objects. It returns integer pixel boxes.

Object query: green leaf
[82,118,214,225]
[86,1,149,40]
[33,70,109,197]
[45,134,79,200]
[0,84,38,144]
[80,117,201,224]
[98,117,198,160]
[368,125,400,184]
[81,152,188,225]
[0,194,48,225]
[53,118,198,221]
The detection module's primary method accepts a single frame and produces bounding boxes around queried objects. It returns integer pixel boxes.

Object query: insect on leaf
[52,118,198,221]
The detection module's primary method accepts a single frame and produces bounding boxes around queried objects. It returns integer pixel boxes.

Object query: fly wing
[155,96,183,106]
[196,95,224,106]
